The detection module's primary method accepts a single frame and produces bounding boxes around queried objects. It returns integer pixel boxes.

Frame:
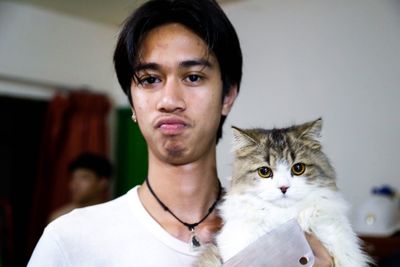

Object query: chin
[162,138,187,154]
[165,147,185,158]
[163,150,197,166]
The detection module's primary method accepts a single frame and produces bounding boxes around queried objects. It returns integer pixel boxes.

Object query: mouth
[155,117,189,135]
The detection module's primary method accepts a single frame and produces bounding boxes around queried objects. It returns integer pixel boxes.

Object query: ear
[232,126,257,152]
[221,85,238,116]
[297,118,323,148]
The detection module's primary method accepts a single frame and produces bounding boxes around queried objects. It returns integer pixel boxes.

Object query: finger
[305,233,334,267]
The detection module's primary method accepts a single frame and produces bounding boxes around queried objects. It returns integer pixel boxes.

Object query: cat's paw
[297,207,319,232]
[193,244,222,267]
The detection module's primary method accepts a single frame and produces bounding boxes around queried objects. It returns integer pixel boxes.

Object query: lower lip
[159,124,186,134]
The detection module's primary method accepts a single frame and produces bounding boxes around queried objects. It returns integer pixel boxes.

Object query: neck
[148,157,218,214]
[146,176,221,230]
[144,148,219,215]
[138,148,222,243]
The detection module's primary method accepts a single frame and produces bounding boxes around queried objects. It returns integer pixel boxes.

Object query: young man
[29,0,333,266]
[48,153,113,222]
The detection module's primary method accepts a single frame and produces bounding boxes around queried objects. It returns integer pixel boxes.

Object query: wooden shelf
[359,235,400,265]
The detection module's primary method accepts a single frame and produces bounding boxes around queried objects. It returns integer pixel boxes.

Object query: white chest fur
[216,189,370,267]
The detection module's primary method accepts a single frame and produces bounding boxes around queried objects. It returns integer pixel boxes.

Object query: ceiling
[8,0,240,26]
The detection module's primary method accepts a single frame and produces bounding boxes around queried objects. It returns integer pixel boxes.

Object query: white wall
[0,1,127,105]
[218,0,400,216]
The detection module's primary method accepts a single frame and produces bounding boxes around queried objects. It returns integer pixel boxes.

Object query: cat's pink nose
[280,186,289,194]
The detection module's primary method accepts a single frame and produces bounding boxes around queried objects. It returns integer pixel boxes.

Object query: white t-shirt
[28,186,199,267]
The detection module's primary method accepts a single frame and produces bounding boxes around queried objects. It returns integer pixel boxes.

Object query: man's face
[131,23,236,165]
[69,168,106,205]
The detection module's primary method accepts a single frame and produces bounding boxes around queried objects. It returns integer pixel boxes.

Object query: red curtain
[28,90,111,252]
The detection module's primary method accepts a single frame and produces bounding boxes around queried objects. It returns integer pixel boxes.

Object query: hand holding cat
[305,233,334,267]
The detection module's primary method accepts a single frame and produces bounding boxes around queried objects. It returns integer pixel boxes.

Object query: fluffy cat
[195,118,371,267]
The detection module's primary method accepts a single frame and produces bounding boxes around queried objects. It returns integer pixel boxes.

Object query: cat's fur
[195,119,371,267]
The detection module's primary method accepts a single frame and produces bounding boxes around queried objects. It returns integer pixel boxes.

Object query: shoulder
[48,204,76,223]
[43,186,145,245]
[28,187,144,265]
[51,187,139,228]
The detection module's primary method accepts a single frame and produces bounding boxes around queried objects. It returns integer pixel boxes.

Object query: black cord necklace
[145,177,222,250]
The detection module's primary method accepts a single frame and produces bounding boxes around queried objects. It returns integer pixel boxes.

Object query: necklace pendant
[189,230,201,251]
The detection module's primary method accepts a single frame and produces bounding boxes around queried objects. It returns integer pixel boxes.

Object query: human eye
[183,74,204,85]
[138,75,161,86]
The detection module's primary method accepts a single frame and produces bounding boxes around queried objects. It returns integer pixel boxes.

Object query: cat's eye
[291,163,306,176]
[258,166,273,178]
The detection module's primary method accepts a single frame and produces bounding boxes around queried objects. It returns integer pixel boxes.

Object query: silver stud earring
[131,111,137,123]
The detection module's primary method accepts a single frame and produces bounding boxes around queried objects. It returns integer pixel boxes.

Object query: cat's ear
[231,126,258,152]
[297,118,322,149]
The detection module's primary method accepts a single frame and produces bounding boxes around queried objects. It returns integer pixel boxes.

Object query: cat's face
[231,119,336,207]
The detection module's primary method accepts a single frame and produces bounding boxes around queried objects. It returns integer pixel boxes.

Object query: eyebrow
[179,59,212,69]
[134,59,213,73]
[134,62,161,72]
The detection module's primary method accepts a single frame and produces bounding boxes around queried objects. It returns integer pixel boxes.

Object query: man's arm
[28,227,68,267]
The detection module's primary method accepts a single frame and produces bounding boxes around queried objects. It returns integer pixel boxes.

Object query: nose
[157,78,186,113]
[280,186,289,194]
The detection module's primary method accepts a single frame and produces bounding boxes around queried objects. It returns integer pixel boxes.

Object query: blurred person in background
[48,152,113,222]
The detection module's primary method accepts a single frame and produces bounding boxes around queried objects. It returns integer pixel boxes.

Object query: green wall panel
[115,108,148,197]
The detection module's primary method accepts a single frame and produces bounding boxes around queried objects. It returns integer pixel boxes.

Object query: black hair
[68,153,113,179]
[113,0,242,141]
